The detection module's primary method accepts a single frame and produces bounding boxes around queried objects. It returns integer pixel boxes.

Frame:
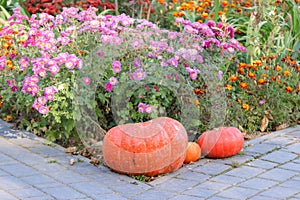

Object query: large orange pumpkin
[196,127,244,158]
[103,117,188,176]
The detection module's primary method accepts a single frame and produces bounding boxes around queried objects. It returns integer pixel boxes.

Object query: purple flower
[7,79,15,87]
[0,56,6,70]
[48,65,60,74]
[45,93,55,101]
[112,61,121,73]
[133,58,142,68]
[44,86,57,95]
[218,71,223,80]
[131,69,146,81]
[168,58,178,67]
[83,77,91,85]
[168,32,177,40]
[153,86,159,92]
[37,96,48,105]
[105,82,113,92]
[38,106,49,114]
[138,103,146,113]
[109,77,118,85]
[144,105,153,113]
[186,67,200,80]
[11,86,18,92]
[197,55,203,63]
[131,39,143,49]
[259,99,266,105]
[184,25,197,34]
[96,50,104,57]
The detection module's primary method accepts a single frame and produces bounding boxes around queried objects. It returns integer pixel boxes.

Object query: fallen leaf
[65,147,77,154]
[70,158,75,166]
[264,110,273,120]
[275,123,288,131]
[260,115,269,132]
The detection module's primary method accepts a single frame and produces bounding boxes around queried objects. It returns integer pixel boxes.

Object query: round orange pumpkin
[196,127,244,158]
[103,117,188,176]
[184,142,201,164]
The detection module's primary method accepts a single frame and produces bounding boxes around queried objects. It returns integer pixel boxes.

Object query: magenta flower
[109,77,118,85]
[45,93,55,101]
[44,86,57,95]
[259,99,266,105]
[112,61,121,73]
[131,39,142,49]
[96,50,105,57]
[48,65,60,74]
[131,69,146,81]
[38,106,49,114]
[168,32,177,40]
[65,60,75,69]
[11,86,19,92]
[37,96,48,105]
[0,56,6,70]
[218,71,223,80]
[7,79,16,87]
[144,105,153,113]
[83,77,91,85]
[153,86,159,92]
[168,58,178,67]
[105,82,113,92]
[133,58,142,68]
[138,103,146,113]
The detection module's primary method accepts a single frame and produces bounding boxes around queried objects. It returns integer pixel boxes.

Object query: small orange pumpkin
[184,142,201,163]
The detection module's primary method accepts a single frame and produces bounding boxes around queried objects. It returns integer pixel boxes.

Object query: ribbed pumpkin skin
[103,117,188,176]
[184,142,201,164]
[196,127,244,158]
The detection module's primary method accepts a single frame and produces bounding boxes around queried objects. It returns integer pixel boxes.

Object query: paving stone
[69,162,102,175]
[288,130,300,139]
[182,186,217,197]
[111,182,151,198]
[23,195,55,200]
[237,178,278,190]
[0,176,31,190]
[46,170,90,184]
[210,174,245,185]
[216,186,259,199]
[0,170,8,177]
[193,162,231,175]
[284,143,300,154]
[175,170,210,182]
[89,193,128,200]
[20,174,63,186]
[279,162,300,172]
[0,189,18,200]
[9,138,41,148]
[279,179,300,189]
[41,186,88,199]
[244,143,279,154]
[8,187,46,199]
[28,146,67,157]
[0,154,18,165]
[11,153,47,165]
[32,162,66,173]
[247,159,278,169]
[258,186,298,199]
[249,195,281,200]
[155,178,198,193]
[258,168,298,181]
[33,181,65,190]
[260,150,298,163]
[69,181,114,195]
[0,163,40,177]
[263,137,295,146]
[131,189,173,200]
[224,166,265,179]
[194,180,231,191]
[169,194,204,200]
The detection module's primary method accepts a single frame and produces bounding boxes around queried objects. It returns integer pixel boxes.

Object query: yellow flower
[242,103,250,111]
[226,84,233,90]
[283,71,291,77]
[276,65,282,71]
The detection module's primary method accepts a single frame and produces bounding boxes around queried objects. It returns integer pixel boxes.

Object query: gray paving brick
[260,150,298,163]
[284,143,300,154]
[244,143,279,154]
[0,154,17,165]
[69,162,102,175]
[90,193,128,200]
[249,195,280,200]
[237,178,278,190]
[28,146,67,157]
[210,174,245,185]
[247,159,278,169]
[263,137,295,146]
[46,170,90,184]
[32,162,66,173]
[182,186,217,197]
[193,162,231,175]
[41,186,88,199]
[0,169,9,177]
[155,178,198,193]
[216,186,259,199]
[23,195,55,200]
[131,189,173,200]
[33,181,65,189]
[0,163,40,177]
[20,174,58,185]
[175,170,210,182]
[69,181,114,195]
[279,162,300,172]
[0,189,18,200]
[289,130,300,139]
[258,186,298,199]
[279,179,300,189]
[11,153,47,165]
[169,194,204,199]
[195,180,230,191]
[0,176,31,190]
[9,138,41,148]
[111,182,151,198]
[7,187,46,199]
[258,168,298,181]
[224,166,265,179]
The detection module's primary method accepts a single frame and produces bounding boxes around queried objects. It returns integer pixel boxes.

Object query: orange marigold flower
[276,65,282,71]
[229,75,238,82]
[6,115,14,121]
[283,71,291,77]
[226,84,233,90]
[173,11,185,17]
[271,76,276,81]
[218,11,225,15]
[261,73,268,77]
[222,1,229,7]
[239,63,247,68]
[258,79,267,85]
[244,1,251,7]
[231,4,236,8]
[242,103,250,110]
[253,60,262,66]
[0,101,3,108]
[237,98,242,103]
[238,67,245,74]
[286,86,293,93]
[240,82,249,89]
[264,65,270,70]
[277,80,281,84]
[201,12,209,19]
[194,89,206,95]
[297,66,300,72]
[296,87,300,93]
[248,72,256,79]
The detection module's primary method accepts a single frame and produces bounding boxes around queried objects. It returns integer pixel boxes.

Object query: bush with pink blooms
[0,6,245,142]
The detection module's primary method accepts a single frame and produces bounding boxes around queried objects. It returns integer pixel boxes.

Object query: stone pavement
[0,119,299,200]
